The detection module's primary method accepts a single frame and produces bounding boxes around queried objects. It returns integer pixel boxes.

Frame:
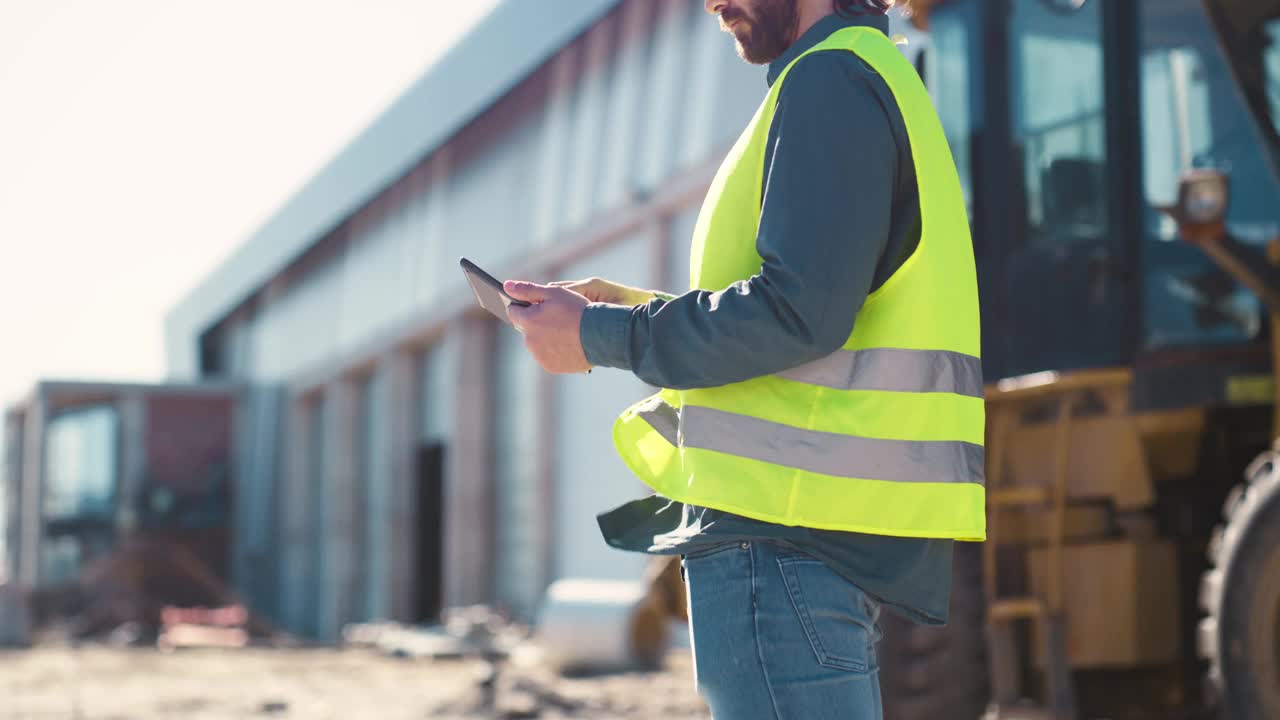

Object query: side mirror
[1169,169,1230,243]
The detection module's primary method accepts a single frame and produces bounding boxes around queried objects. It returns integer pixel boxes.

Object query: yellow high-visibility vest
[612,26,986,541]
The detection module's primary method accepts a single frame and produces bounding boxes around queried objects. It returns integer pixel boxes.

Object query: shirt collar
[766,12,890,87]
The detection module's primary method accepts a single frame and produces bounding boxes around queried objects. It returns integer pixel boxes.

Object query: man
[507,0,984,717]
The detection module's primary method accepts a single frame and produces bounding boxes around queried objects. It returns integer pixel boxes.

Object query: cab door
[999,0,1136,376]
[922,0,1137,380]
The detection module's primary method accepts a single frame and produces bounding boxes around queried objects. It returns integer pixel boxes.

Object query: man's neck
[766,9,888,85]
[791,2,835,46]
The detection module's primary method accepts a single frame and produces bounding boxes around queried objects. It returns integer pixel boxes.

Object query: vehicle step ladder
[983,375,1092,720]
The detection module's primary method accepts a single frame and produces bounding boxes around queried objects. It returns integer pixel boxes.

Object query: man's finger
[504,280,552,302]
[506,301,536,330]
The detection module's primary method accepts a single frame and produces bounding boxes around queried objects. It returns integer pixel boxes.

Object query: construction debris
[342,605,526,660]
[158,605,251,650]
[343,621,471,659]
[442,605,528,657]
[258,700,289,714]
[535,578,669,674]
[435,651,712,719]
[158,623,249,651]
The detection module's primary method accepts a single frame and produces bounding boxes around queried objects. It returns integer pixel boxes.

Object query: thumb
[504,280,551,302]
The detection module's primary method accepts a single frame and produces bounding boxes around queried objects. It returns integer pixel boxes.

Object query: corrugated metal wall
[358,368,392,622]
[229,0,762,383]
[219,0,781,635]
[232,385,283,623]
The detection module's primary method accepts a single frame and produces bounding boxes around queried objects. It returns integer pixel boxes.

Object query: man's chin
[736,41,777,65]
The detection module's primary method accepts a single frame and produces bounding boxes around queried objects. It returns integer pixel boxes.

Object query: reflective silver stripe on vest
[635,401,984,485]
[633,395,681,446]
[779,348,984,398]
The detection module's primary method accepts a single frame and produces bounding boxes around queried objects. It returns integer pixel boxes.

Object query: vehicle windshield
[1140,0,1280,349]
[910,0,1280,353]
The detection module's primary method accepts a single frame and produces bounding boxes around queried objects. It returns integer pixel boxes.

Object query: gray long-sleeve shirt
[583,12,953,625]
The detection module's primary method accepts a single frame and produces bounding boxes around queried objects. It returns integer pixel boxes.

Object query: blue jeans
[681,540,884,720]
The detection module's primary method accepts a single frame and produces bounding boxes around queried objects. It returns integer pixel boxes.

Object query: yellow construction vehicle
[879,2,1280,719]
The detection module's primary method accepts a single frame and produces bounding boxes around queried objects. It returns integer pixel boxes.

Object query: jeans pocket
[776,555,878,674]
[681,540,744,562]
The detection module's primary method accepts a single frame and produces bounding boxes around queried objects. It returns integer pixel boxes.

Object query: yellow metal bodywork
[983,368,1208,671]
[986,369,1207,537]
[1028,540,1181,668]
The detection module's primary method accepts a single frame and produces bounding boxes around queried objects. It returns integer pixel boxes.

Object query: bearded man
[507,1,983,717]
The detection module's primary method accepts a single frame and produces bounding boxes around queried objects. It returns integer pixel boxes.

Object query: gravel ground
[0,645,710,720]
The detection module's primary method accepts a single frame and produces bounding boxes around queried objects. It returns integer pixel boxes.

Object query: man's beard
[719,0,799,65]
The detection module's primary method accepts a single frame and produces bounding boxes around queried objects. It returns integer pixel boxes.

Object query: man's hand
[548,277,658,307]
[505,280,593,374]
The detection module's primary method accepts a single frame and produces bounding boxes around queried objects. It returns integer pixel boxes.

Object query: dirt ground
[1,645,710,720]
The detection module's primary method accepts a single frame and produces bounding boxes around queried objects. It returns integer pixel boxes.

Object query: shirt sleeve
[580,52,899,389]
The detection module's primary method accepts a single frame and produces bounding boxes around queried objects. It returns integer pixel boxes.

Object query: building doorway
[413,443,445,623]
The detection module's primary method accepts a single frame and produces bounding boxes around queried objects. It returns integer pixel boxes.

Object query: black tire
[1200,450,1280,720]
[880,541,989,720]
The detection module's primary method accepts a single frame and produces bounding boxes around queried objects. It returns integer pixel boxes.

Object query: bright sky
[0,0,499,412]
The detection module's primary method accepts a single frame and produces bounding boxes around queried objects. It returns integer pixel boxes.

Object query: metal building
[155,0,914,641]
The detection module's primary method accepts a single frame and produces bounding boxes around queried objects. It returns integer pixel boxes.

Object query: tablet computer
[460,257,530,324]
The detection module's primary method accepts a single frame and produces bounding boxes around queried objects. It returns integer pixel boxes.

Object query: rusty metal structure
[2,382,242,627]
